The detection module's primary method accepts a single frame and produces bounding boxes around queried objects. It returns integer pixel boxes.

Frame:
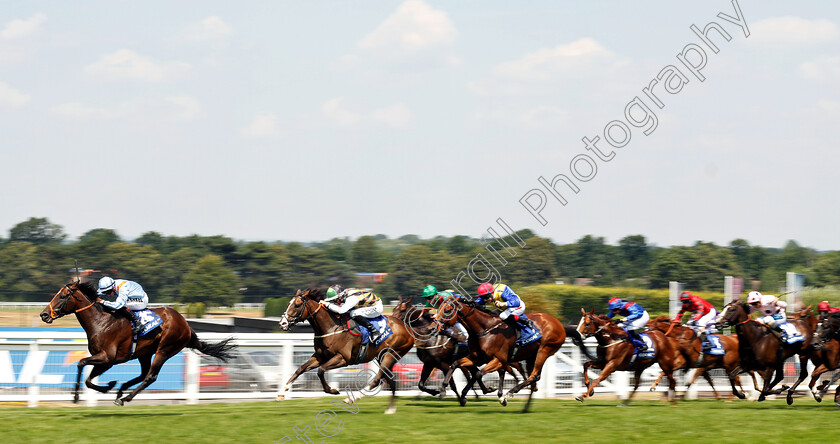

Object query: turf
[4,396,838,444]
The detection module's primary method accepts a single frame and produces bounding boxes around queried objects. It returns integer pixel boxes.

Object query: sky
[1,1,839,250]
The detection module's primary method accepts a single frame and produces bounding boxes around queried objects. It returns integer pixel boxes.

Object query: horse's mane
[76,282,99,302]
[652,315,671,323]
[303,288,325,301]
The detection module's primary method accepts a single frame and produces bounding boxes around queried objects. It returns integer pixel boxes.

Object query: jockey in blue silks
[607,297,650,352]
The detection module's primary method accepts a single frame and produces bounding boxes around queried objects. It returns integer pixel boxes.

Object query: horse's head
[576,308,610,337]
[815,313,840,350]
[434,293,464,328]
[715,300,749,330]
[279,288,321,330]
[391,296,415,319]
[40,281,98,323]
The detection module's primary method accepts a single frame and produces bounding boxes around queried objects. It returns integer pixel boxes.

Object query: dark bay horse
[435,296,571,411]
[278,288,414,414]
[714,300,814,403]
[647,315,756,399]
[808,312,840,404]
[40,281,235,405]
[391,297,501,400]
[575,309,681,404]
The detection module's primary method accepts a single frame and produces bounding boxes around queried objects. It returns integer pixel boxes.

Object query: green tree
[813,252,840,286]
[75,228,121,266]
[385,245,457,300]
[234,242,291,300]
[179,254,240,306]
[619,235,650,279]
[649,243,741,291]
[9,217,66,244]
[159,247,203,301]
[103,243,164,293]
[349,235,390,272]
[502,236,556,286]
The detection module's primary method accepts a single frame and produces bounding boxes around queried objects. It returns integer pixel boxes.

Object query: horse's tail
[565,325,595,361]
[188,331,237,362]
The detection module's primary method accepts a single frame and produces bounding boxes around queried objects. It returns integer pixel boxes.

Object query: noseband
[47,284,98,320]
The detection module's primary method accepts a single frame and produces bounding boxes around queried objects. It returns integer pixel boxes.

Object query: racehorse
[714,300,814,403]
[40,281,235,405]
[575,309,681,404]
[391,297,506,400]
[435,296,571,411]
[278,288,414,414]
[646,315,756,399]
[808,312,840,404]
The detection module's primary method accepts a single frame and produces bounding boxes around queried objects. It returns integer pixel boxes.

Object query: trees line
[1,217,838,305]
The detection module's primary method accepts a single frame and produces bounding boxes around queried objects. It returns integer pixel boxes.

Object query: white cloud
[240,112,280,138]
[358,0,456,52]
[322,98,412,128]
[0,13,46,40]
[0,81,31,108]
[492,38,617,82]
[800,56,840,82]
[50,96,204,123]
[180,16,234,41]
[519,106,568,129]
[750,17,838,44]
[84,49,190,83]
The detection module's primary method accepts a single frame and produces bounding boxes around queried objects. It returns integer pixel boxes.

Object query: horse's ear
[589,308,595,315]
[408,296,415,304]
[580,307,586,315]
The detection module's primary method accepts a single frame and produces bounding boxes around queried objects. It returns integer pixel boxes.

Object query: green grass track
[5,397,838,444]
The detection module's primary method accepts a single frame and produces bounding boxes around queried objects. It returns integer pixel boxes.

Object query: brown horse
[391,297,505,400]
[714,300,814,403]
[808,312,840,405]
[40,281,235,405]
[278,288,414,414]
[435,296,570,411]
[646,315,756,399]
[575,309,681,404]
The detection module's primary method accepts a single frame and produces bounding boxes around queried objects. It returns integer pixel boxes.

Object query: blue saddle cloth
[515,321,542,346]
[359,315,393,346]
[703,334,726,355]
[633,332,655,359]
[133,309,163,337]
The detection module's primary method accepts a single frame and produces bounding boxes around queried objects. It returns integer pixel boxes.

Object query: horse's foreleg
[624,367,647,405]
[786,355,810,405]
[507,347,554,397]
[441,356,472,400]
[317,354,348,395]
[701,372,720,400]
[758,366,778,402]
[577,360,615,402]
[808,363,829,402]
[727,365,747,400]
[417,363,439,397]
[649,371,666,392]
[281,355,323,396]
[74,352,116,403]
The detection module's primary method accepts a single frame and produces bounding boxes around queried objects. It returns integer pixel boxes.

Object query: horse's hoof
[114,398,124,406]
[617,403,627,407]
[384,406,396,415]
[328,389,339,395]
[575,396,584,402]
[786,395,794,406]
[735,392,746,400]
[73,395,80,404]
[459,397,467,407]
[499,397,507,407]
[276,395,286,401]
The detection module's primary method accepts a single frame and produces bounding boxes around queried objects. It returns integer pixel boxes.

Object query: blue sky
[1,1,838,250]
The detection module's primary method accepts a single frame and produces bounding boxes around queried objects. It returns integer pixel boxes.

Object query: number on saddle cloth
[134,309,163,336]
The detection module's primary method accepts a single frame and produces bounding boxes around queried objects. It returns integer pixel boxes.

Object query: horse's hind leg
[316,354,348,395]
[786,355,810,405]
[417,363,439,397]
[116,350,175,406]
[116,355,151,400]
[649,371,665,392]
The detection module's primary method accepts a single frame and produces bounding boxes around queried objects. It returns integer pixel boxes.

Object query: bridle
[281,295,322,326]
[47,284,98,320]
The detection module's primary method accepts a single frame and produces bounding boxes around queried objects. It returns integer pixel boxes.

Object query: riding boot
[699,331,710,350]
[441,327,467,344]
[353,316,380,342]
[628,330,648,352]
[124,309,144,335]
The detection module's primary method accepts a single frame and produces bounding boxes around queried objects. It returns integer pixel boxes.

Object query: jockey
[817,301,840,317]
[322,285,384,342]
[673,291,718,350]
[421,284,468,343]
[97,276,147,334]
[474,282,530,332]
[746,291,789,341]
[607,297,650,352]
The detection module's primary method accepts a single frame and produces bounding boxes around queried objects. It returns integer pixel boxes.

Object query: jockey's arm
[102,292,127,310]
[323,295,360,314]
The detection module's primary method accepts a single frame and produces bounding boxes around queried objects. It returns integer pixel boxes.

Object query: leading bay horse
[435,296,572,412]
[714,300,815,403]
[576,309,681,404]
[40,281,236,405]
[278,288,414,414]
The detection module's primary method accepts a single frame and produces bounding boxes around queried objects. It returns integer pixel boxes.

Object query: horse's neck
[75,302,116,335]
[308,303,343,334]
[458,306,499,333]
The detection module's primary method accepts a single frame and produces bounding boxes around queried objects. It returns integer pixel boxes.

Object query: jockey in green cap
[420,285,468,343]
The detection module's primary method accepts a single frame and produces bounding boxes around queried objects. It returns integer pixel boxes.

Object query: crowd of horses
[37,282,840,412]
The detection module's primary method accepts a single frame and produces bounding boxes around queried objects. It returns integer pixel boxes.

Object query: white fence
[0,331,833,406]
